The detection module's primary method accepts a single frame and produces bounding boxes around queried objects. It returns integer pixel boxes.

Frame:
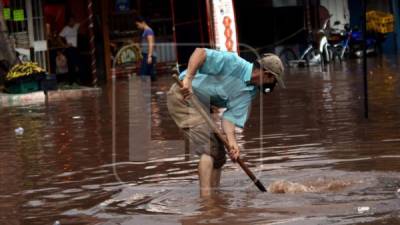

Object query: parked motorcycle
[279,18,331,68]
[328,22,381,60]
[349,29,378,58]
[328,21,352,61]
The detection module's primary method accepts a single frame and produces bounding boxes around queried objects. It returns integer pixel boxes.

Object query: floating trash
[99,199,120,207]
[156,91,164,95]
[72,116,81,119]
[15,127,24,135]
[357,206,370,214]
[53,221,61,225]
[25,200,44,207]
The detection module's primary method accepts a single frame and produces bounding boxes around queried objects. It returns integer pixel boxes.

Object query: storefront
[0,0,101,85]
[100,0,238,79]
[1,0,47,68]
[2,0,327,82]
[43,0,100,85]
[87,0,321,80]
[101,0,178,79]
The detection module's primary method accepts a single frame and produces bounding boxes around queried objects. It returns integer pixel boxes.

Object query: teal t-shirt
[179,49,257,128]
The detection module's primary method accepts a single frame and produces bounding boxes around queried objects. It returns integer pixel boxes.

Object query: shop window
[3,0,29,49]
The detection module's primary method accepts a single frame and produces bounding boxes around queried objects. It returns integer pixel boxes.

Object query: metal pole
[305,0,312,32]
[197,0,204,44]
[169,0,180,65]
[88,0,97,86]
[362,0,368,118]
[389,0,397,53]
[25,0,34,48]
[205,0,216,49]
[316,0,321,28]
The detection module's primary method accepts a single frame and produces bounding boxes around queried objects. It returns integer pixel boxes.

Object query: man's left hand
[147,56,152,64]
[228,142,240,162]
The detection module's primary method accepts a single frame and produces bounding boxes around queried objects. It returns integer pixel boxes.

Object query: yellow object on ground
[6,62,46,81]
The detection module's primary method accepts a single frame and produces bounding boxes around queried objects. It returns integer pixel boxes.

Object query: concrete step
[0,87,101,108]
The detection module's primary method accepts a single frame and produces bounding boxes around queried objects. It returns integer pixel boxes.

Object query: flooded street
[1,57,400,225]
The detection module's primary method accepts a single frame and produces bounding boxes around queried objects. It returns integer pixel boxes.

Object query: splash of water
[268,178,354,194]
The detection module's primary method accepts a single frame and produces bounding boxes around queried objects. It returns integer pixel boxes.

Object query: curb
[47,88,102,101]
[0,88,102,108]
[0,91,45,108]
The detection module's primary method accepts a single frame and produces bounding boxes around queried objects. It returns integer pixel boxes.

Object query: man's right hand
[180,77,193,100]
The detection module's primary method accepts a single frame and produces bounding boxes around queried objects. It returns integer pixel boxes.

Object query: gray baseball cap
[258,53,285,88]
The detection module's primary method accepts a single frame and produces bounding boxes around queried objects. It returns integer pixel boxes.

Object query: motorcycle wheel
[304,48,321,67]
[323,46,331,64]
[331,46,343,62]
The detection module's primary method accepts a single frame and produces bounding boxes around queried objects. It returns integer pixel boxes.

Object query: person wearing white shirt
[59,17,80,84]
[59,22,80,47]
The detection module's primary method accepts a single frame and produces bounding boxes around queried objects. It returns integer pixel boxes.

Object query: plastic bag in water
[357,206,370,214]
[15,127,24,135]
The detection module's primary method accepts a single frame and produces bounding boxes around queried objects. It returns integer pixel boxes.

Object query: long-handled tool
[172,74,267,192]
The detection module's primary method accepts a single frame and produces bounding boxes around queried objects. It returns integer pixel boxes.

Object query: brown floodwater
[1,57,400,225]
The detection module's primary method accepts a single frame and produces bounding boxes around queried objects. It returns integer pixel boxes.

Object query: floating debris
[15,127,24,135]
[99,199,120,207]
[357,206,370,214]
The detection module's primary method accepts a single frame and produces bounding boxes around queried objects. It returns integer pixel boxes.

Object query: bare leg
[198,154,214,197]
[211,168,221,188]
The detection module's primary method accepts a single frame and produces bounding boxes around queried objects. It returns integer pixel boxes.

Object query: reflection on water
[0,57,400,225]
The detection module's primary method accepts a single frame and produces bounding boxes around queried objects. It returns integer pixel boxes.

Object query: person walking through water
[135,16,156,81]
[167,48,285,197]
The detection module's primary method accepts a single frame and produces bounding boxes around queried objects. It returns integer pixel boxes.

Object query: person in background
[135,16,157,81]
[59,16,80,85]
[0,60,11,85]
[56,50,68,80]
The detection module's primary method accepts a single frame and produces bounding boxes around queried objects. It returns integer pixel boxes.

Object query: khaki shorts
[167,83,227,169]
